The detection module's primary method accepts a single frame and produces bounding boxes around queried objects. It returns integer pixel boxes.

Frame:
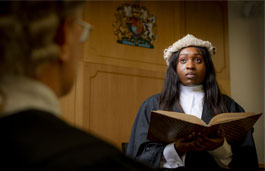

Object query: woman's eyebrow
[179,53,202,56]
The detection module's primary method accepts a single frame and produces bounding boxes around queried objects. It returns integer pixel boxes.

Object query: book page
[208,112,260,125]
[147,112,207,143]
[153,110,207,126]
[147,111,217,143]
[219,114,262,143]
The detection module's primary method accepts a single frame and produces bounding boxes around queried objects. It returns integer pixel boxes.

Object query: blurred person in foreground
[0,1,152,170]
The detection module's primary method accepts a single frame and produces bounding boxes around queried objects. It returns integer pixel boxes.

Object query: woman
[126,34,259,170]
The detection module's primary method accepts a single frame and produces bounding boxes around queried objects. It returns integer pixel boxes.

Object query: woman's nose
[186,60,195,69]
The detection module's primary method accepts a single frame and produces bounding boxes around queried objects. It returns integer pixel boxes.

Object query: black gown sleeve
[224,95,259,170]
[126,94,165,168]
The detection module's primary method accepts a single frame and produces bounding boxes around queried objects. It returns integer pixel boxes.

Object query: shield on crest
[129,17,144,37]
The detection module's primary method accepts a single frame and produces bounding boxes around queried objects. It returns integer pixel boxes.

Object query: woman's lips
[186,73,196,79]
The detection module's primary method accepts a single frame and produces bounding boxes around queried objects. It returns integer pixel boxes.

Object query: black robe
[126,94,259,170]
[0,109,152,171]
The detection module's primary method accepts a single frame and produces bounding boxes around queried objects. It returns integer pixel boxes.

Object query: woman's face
[176,47,206,86]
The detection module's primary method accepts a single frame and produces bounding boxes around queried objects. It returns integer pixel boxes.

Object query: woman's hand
[193,128,224,151]
[174,128,224,156]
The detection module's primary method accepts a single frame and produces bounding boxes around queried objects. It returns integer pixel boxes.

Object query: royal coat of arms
[113,3,158,48]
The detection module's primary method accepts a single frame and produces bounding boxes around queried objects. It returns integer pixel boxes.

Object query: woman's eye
[180,59,187,63]
[194,58,201,63]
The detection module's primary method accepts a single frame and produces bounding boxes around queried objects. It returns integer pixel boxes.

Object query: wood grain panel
[82,63,164,148]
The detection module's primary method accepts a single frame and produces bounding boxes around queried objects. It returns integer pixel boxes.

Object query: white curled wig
[0,1,85,77]
[163,34,215,66]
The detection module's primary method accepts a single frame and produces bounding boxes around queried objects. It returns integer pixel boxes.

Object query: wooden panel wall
[60,1,230,149]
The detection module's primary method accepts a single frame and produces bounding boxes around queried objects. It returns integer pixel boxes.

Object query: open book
[147,110,262,143]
